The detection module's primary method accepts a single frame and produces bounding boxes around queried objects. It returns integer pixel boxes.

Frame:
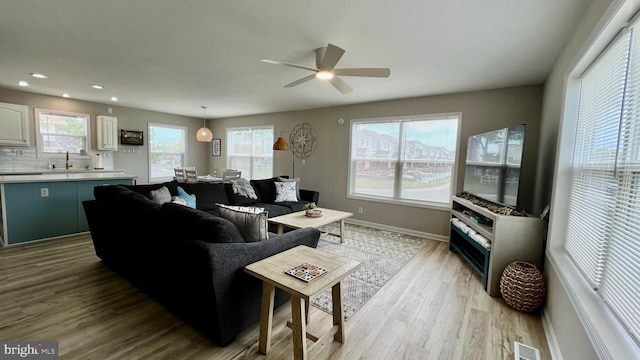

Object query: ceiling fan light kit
[261,43,390,94]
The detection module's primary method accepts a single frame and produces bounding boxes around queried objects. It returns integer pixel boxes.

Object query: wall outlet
[40,188,49,197]
[358,207,363,214]
[301,159,305,165]
[108,107,113,114]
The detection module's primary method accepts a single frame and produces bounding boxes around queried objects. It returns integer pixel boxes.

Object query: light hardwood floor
[0,234,550,359]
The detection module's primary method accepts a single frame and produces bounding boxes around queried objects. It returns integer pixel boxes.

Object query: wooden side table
[244,245,360,360]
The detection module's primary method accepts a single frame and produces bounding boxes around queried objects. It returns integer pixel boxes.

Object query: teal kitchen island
[0,172,136,246]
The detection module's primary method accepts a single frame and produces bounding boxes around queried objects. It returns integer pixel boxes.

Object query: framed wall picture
[212,138,221,156]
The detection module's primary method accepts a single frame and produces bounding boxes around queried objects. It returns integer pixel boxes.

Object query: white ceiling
[0,0,590,119]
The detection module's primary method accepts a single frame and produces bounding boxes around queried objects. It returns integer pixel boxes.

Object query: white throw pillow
[274,181,298,202]
[277,177,301,200]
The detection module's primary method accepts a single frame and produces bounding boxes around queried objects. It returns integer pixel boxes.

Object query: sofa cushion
[178,182,230,210]
[217,204,269,242]
[253,203,293,218]
[273,201,308,213]
[149,186,172,204]
[160,203,244,243]
[226,181,259,206]
[177,186,196,208]
[277,177,301,200]
[125,182,179,197]
[94,185,163,218]
[250,177,279,203]
[274,181,298,202]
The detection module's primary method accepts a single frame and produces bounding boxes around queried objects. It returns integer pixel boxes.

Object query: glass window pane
[400,119,458,203]
[350,116,459,206]
[149,124,186,181]
[227,127,273,179]
[353,159,396,198]
[37,111,89,155]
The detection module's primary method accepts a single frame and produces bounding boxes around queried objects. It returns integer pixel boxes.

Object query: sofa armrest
[175,227,321,345]
[300,189,319,204]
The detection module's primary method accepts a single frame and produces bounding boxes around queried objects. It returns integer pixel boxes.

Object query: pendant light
[196,105,213,142]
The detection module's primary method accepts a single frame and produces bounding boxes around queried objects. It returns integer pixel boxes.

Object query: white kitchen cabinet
[96,115,118,150]
[0,102,30,146]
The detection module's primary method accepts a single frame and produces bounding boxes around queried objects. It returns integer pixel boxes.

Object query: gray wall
[0,87,208,184]
[534,0,613,358]
[210,85,543,238]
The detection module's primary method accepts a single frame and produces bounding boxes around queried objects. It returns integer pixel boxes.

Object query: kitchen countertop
[0,170,137,183]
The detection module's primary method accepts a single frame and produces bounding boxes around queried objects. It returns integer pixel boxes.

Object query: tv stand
[449,196,544,296]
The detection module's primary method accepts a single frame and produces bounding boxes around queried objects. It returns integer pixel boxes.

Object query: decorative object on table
[212,138,221,156]
[304,201,317,215]
[500,261,545,312]
[196,105,213,142]
[260,43,391,94]
[285,262,328,282]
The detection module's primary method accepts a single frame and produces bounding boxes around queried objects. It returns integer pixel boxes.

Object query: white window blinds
[565,19,640,344]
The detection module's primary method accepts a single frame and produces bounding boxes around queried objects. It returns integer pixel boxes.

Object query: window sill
[547,248,639,359]
[347,193,452,211]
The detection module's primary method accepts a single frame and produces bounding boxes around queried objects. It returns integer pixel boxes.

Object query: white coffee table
[268,208,353,243]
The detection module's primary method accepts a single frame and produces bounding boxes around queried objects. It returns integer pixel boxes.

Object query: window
[551,10,640,357]
[348,114,459,207]
[226,126,274,179]
[148,123,187,182]
[35,109,91,158]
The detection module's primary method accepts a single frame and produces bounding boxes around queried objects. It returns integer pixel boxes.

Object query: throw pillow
[177,186,196,209]
[171,196,187,206]
[274,181,298,202]
[277,177,301,200]
[148,186,172,204]
[228,178,260,205]
[217,204,269,242]
[232,178,258,199]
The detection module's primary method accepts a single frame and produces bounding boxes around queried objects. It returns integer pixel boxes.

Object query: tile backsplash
[0,146,113,171]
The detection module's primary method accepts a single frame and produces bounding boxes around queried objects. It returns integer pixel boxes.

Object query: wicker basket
[500,261,545,312]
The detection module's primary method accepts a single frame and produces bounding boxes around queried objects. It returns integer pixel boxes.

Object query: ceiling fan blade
[333,68,391,78]
[328,76,353,94]
[284,74,316,88]
[260,58,317,72]
[319,43,345,70]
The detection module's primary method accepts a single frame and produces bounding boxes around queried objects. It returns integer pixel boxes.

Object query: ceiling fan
[261,43,391,94]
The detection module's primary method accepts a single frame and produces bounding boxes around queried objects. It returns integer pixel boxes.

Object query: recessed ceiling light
[18,81,29,87]
[110,97,118,102]
[30,73,48,79]
[62,93,70,98]
[315,70,334,80]
[92,85,104,89]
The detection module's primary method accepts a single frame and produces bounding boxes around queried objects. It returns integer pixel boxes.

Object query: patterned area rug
[312,223,430,321]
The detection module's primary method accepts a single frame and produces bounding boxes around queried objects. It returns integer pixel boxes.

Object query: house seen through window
[349,114,459,207]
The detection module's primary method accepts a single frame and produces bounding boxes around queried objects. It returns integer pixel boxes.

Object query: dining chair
[222,169,241,182]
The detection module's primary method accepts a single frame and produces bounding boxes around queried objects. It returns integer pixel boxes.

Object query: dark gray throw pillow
[217,204,269,242]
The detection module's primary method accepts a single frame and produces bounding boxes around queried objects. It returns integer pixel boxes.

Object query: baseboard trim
[345,218,449,242]
[541,308,563,360]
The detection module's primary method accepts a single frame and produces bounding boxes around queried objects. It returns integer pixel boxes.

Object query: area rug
[311,223,430,321]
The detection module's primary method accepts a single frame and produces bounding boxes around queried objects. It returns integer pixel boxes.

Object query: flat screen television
[463,124,525,209]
